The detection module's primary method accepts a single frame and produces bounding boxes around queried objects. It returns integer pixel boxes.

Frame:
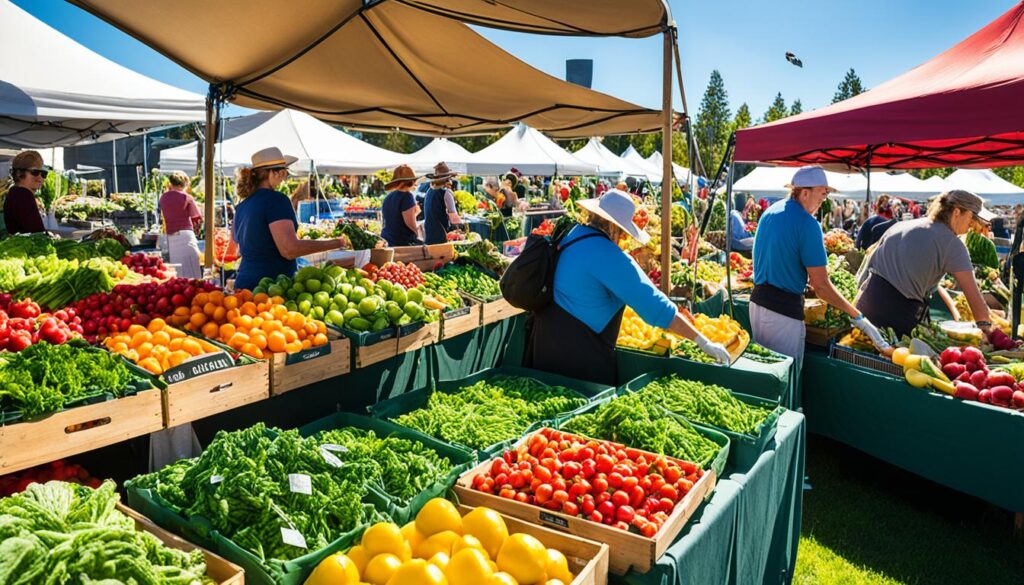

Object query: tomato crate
[440,303,481,340]
[118,504,244,585]
[0,389,164,475]
[453,428,717,575]
[270,331,351,395]
[459,505,610,585]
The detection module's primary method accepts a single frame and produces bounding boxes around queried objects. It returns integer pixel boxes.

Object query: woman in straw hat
[232,147,344,290]
[380,164,424,247]
[422,162,464,245]
[529,190,731,385]
[3,150,47,235]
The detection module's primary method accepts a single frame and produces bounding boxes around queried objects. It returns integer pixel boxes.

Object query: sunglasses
[18,168,49,178]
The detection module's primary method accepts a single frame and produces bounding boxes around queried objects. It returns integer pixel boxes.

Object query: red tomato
[664,465,682,484]
[659,484,679,502]
[579,447,595,461]
[580,459,597,479]
[629,485,646,508]
[534,465,552,482]
[562,461,581,479]
[621,476,639,492]
[562,501,580,517]
[550,478,567,493]
[581,497,596,515]
[657,498,675,513]
[592,476,609,494]
[641,521,658,538]
[614,521,630,531]
[608,472,624,489]
[552,490,569,506]
[589,511,603,524]
[597,500,615,519]
[514,491,529,503]
[616,505,635,523]
[595,454,614,474]
[611,490,630,508]
[499,488,516,499]
[535,484,554,504]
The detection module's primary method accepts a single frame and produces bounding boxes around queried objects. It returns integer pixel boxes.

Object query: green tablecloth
[802,348,1024,513]
[617,410,806,585]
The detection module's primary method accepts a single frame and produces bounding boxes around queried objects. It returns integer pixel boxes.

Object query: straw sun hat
[577,189,649,244]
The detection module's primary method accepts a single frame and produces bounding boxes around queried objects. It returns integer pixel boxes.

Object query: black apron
[527,302,625,386]
[855,271,928,338]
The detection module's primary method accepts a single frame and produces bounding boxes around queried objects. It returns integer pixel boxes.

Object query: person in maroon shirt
[3,150,46,235]
[159,171,203,279]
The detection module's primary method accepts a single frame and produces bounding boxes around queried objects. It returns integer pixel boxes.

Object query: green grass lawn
[793,437,1024,585]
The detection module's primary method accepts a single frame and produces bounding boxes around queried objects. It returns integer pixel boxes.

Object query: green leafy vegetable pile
[435,263,502,300]
[0,341,146,418]
[634,375,773,435]
[392,376,588,450]
[562,392,721,469]
[0,480,214,584]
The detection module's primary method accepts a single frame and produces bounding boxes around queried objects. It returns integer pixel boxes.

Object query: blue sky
[14,0,1016,121]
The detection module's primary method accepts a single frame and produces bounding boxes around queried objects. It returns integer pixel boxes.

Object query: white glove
[852,314,891,350]
[695,334,732,365]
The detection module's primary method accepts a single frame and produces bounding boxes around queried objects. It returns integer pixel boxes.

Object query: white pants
[167,230,202,279]
[750,301,806,362]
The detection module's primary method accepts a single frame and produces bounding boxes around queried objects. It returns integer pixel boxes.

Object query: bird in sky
[785,51,803,67]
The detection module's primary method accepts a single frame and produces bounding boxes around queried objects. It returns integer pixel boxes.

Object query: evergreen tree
[693,70,731,170]
[832,68,866,103]
[789,99,803,116]
[732,103,752,133]
[762,93,788,123]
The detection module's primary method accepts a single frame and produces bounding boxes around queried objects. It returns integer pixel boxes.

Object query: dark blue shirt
[423,187,452,245]
[856,214,887,250]
[381,189,421,247]
[233,188,297,290]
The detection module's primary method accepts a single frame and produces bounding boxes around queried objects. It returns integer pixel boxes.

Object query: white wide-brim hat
[577,189,650,244]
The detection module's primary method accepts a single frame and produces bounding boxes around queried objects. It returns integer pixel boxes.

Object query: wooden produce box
[481,297,523,326]
[354,336,398,369]
[271,332,352,395]
[0,390,164,475]
[118,504,244,585]
[440,304,481,340]
[397,321,439,354]
[453,431,717,575]
[391,242,456,271]
[163,359,271,427]
[459,505,609,585]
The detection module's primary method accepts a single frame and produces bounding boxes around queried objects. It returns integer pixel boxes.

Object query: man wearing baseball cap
[751,166,890,361]
[3,150,47,235]
[857,189,997,339]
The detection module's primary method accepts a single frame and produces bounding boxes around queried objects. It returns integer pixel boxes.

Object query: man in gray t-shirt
[858,217,972,301]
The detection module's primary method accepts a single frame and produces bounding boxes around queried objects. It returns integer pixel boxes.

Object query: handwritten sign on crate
[163,351,235,384]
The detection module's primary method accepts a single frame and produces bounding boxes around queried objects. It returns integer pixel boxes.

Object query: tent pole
[203,88,219,271]
[660,29,673,294]
[724,155,736,318]
[865,152,872,207]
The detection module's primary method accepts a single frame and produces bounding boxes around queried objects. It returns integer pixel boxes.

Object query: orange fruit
[194,292,210,306]
[138,357,162,374]
[234,315,253,330]
[316,321,327,335]
[189,313,207,328]
[182,338,204,356]
[253,292,269,304]
[270,295,286,305]
[213,307,227,323]
[241,302,258,317]
[260,319,281,333]
[127,324,145,335]
[286,312,305,330]
[313,333,328,346]
[301,339,312,349]
[173,306,190,317]
[168,350,191,368]
[130,330,152,347]
[151,330,172,346]
[201,322,220,339]
[250,331,268,350]
[209,290,225,305]
[228,332,250,350]
[219,323,236,340]
[284,328,298,343]
[258,311,274,322]
[203,302,218,317]
[304,322,318,336]
[168,327,186,339]
[235,289,253,303]
[267,331,287,353]
[148,318,166,331]
[251,317,264,330]
[272,305,288,319]
[168,338,184,351]
[240,343,263,359]
[285,341,303,353]
[111,341,129,354]
[223,295,240,310]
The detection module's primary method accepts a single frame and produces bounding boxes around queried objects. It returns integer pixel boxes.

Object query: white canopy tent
[646,151,691,185]
[946,169,1024,205]
[572,138,650,177]
[0,0,204,149]
[620,145,666,183]
[159,109,402,175]
[405,138,474,175]
[861,172,936,200]
[731,166,862,199]
[466,124,597,176]
[923,175,956,193]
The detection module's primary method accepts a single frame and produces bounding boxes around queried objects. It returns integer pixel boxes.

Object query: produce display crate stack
[270,327,351,395]
[439,302,481,340]
[341,325,399,368]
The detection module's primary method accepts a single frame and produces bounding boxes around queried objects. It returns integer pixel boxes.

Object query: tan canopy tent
[69,0,683,289]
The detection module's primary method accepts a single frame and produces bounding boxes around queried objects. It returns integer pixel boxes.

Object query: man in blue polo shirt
[751,167,890,360]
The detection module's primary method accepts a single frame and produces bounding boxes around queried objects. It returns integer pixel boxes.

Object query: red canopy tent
[734,1,1024,169]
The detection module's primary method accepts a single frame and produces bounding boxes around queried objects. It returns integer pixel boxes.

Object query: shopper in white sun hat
[528,189,730,385]
[751,166,890,362]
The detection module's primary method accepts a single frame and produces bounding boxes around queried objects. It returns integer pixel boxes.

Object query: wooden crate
[481,297,523,326]
[271,336,352,395]
[441,304,481,340]
[163,360,271,427]
[354,337,399,368]
[453,432,717,575]
[118,504,244,585]
[0,390,164,475]
[397,321,439,354]
[459,505,609,585]
[391,243,455,271]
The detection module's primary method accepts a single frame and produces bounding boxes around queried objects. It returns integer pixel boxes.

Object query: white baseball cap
[785,166,837,193]
[577,190,649,244]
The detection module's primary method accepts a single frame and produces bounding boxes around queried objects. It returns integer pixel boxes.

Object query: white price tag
[321,443,349,453]
[320,446,343,468]
[210,475,223,484]
[280,527,307,549]
[288,473,312,495]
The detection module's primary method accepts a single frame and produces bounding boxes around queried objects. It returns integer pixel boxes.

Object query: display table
[522,208,566,234]
[802,348,1024,513]
[617,410,805,585]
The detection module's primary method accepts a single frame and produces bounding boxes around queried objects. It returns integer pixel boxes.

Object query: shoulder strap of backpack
[557,232,604,254]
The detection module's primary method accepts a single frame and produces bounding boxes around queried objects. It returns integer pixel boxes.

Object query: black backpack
[500,231,602,312]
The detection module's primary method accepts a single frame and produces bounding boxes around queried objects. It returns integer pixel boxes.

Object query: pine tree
[832,68,866,103]
[762,93,788,123]
[694,70,731,170]
[789,99,803,116]
[732,103,752,133]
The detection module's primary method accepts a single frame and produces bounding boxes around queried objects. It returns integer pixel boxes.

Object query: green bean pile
[563,393,721,469]
[743,343,788,364]
[635,375,773,435]
[393,376,588,450]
